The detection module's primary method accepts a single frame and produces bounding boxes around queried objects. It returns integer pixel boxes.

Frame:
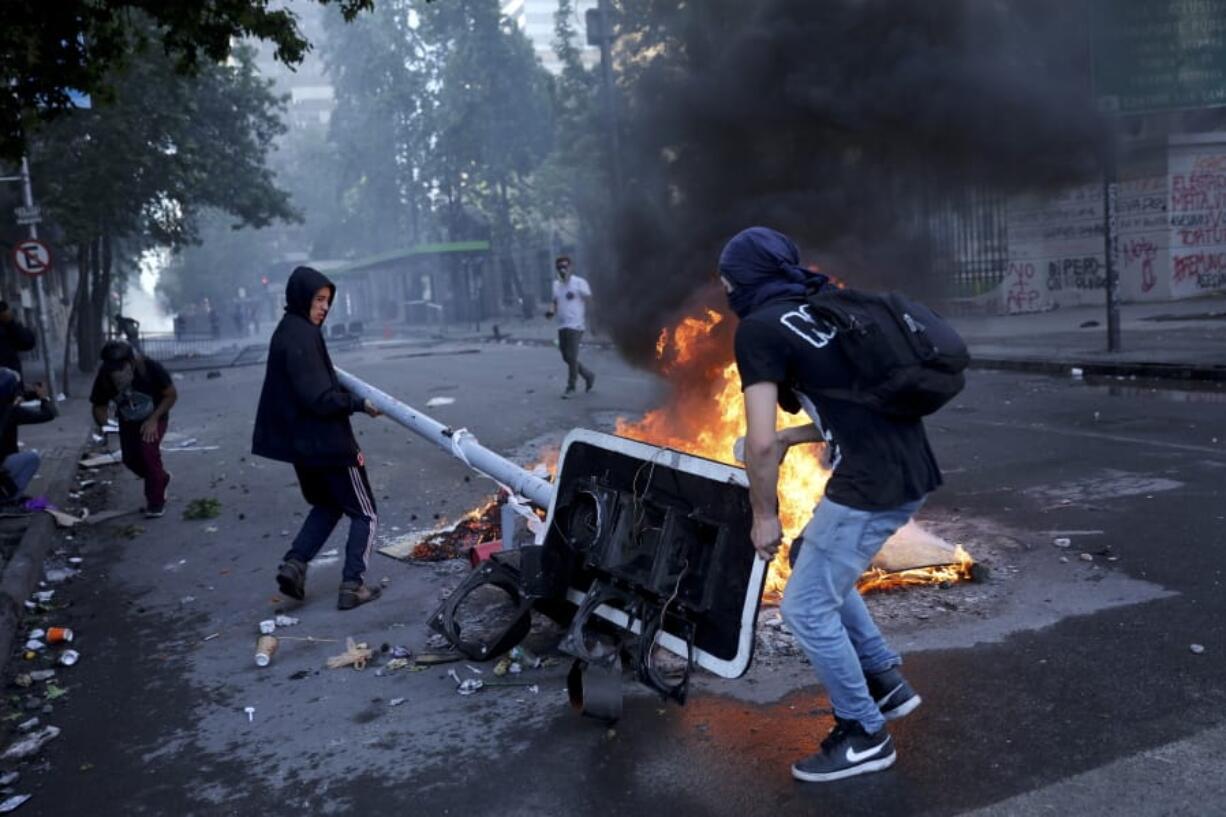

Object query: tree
[0,0,375,160]
[34,39,298,370]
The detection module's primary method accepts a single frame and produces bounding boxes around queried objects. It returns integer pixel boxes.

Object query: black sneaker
[584,373,595,393]
[276,559,307,601]
[866,665,922,721]
[561,388,575,400]
[791,717,896,783]
[143,504,166,519]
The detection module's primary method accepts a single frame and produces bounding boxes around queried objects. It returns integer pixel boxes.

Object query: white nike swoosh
[846,740,889,763]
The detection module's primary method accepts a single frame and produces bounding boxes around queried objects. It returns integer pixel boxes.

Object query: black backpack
[803,288,969,417]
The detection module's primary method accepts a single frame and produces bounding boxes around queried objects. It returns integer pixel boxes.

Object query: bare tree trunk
[75,239,95,372]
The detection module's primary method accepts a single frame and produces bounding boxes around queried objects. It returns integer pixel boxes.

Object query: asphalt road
[5,339,1225,817]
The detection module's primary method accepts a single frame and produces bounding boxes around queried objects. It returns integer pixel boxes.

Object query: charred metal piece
[428,555,533,661]
[567,656,624,723]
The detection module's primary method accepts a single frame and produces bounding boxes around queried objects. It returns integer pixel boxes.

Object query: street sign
[1092,0,1226,115]
[14,205,41,225]
[12,239,52,277]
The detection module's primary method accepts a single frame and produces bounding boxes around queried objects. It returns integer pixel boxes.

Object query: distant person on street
[252,266,384,611]
[114,313,141,352]
[89,340,177,518]
[0,301,36,377]
[544,255,595,398]
[0,367,55,505]
[720,226,941,783]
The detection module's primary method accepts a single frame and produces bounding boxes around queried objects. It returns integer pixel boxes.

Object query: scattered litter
[22,641,43,653]
[1052,537,1071,549]
[1059,556,1070,564]
[202,633,221,642]
[320,548,339,557]
[465,665,484,675]
[456,678,483,696]
[244,706,255,723]
[510,645,540,668]
[32,591,53,604]
[43,684,67,700]
[274,615,299,628]
[183,498,222,520]
[16,718,38,732]
[279,530,289,537]
[1079,552,1094,562]
[2,725,60,760]
[43,567,78,583]
[59,650,80,667]
[174,438,200,449]
[163,559,187,572]
[494,656,512,676]
[0,795,31,813]
[1070,367,1084,379]
[28,670,55,682]
[180,596,196,605]
[255,636,278,667]
[326,638,374,671]
[0,772,17,786]
[259,619,277,635]
[415,652,461,666]
[1190,643,1206,655]
[27,629,44,640]
[204,526,219,534]
[12,674,31,689]
[425,397,455,408]
[379,658,411,674]
[79,451,122,468]
[389,697,407,707]
[389,645,412,659]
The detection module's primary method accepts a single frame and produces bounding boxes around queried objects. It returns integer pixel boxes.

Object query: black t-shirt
[733,298,942,511]
[90,358,174,417]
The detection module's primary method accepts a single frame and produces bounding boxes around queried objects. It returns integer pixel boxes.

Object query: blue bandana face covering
[718,226,829,318]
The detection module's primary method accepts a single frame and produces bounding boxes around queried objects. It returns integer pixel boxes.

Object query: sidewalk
[443,296,1226,383]
[951,295,1226,381]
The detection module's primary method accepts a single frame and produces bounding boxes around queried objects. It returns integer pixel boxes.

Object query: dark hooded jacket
[251,267,365,467]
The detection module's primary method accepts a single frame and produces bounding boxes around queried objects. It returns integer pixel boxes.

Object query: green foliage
[0,0,375,161]
[34,44,297,248]
[183,497,222,520]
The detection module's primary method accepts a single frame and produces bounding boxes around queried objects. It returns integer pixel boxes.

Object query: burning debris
[404,500,500,562]
[619,306,980,601]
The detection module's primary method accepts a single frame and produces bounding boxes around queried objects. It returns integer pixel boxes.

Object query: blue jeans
[3,451,41,495]
[780,496,924,734]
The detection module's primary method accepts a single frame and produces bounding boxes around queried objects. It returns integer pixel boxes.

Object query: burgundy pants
[118,416,169,508]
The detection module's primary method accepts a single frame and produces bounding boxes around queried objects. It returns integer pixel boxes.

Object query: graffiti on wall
[1169,151,1226,296]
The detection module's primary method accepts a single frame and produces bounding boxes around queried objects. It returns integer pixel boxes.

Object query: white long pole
[336,367,555,509]
[18,157,57,399]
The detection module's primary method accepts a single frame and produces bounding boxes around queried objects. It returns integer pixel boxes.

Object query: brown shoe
[277,559,307,601]
[337,581,381,610]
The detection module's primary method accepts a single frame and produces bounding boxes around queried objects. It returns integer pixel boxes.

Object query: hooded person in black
[252,266,384,610]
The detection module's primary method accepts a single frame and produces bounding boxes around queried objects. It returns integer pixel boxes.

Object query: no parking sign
[12,238,51,277]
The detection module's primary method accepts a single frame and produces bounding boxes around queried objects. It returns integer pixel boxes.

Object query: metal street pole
[18,157,59,397]
[1101,129,1121,352]
[596,0,623,200]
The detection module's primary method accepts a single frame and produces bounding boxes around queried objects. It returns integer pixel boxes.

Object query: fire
[617,308,827,599]
[618,306,973,602]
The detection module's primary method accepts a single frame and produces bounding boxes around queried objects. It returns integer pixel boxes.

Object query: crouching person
[90,341,176,518]
[252,266,384,611]
[0,368,55,504]
[721,227,941,783]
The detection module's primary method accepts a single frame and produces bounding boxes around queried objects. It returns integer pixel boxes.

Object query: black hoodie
[251,267,365,467]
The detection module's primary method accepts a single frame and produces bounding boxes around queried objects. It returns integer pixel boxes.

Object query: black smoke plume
[597,0,1104,366]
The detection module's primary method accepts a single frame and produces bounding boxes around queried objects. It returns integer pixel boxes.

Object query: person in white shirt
[545,256,596,398]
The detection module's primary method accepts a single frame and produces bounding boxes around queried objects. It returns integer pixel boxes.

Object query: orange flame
[618,307,973,602]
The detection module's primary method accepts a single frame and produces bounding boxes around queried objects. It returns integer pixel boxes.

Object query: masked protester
[252,266,384,611]
[90,340,177,517]
[544,256,595,398]
[721,226,942,783]
[0,367,54,504]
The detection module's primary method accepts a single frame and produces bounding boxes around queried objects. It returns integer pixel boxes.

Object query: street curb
[970,356,1226,383]
[0,431,89,678]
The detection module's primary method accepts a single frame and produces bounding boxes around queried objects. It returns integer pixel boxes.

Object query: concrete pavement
[0,339,1222,816]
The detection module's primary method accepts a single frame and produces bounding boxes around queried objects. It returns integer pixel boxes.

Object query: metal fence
[927,187,1011,300]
